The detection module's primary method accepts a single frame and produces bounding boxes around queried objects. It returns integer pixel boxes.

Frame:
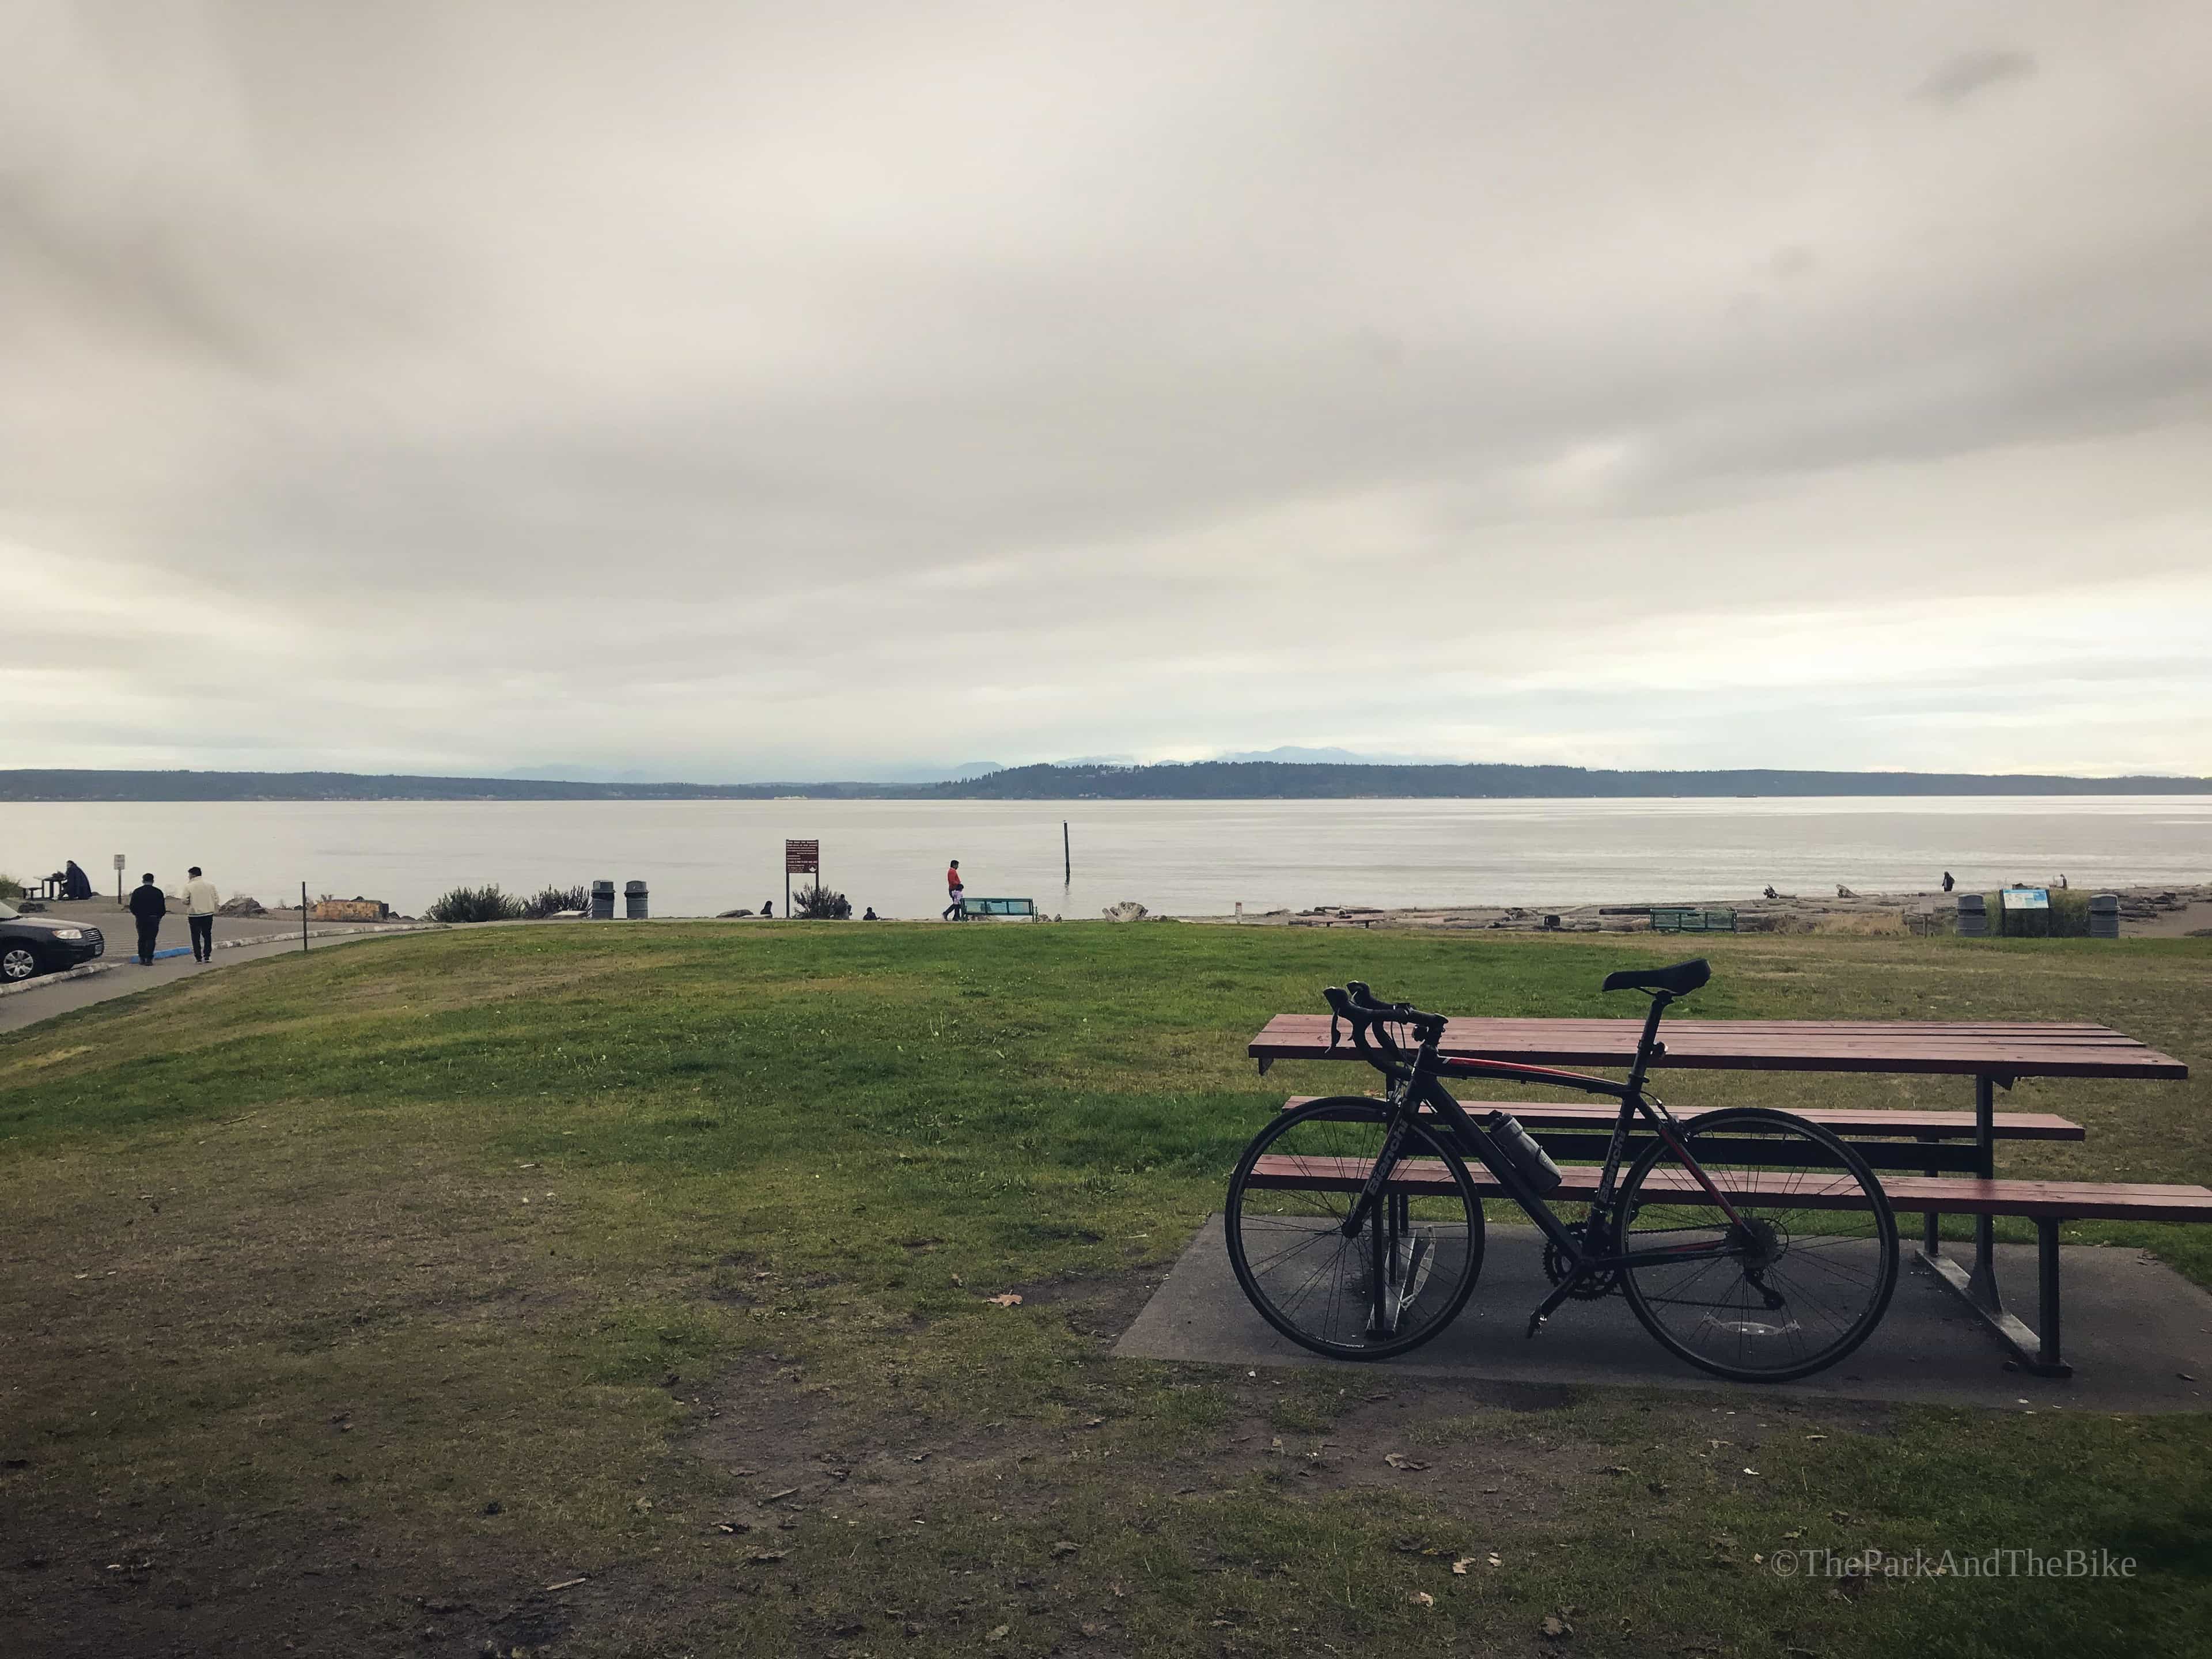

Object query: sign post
[783,839,819,919]
[112,853,126,904]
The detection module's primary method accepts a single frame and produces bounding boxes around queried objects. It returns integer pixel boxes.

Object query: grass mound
[1,922,2206,1656]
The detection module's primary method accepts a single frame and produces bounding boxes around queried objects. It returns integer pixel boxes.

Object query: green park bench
[1651,907,1736,934]
[959,897,1039,921]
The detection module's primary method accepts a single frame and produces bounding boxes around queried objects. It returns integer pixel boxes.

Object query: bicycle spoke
[1227,1100,1484,1359]
[1617,1109,1897,1382]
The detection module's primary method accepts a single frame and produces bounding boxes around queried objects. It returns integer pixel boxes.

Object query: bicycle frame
[1343,994,1755,1319]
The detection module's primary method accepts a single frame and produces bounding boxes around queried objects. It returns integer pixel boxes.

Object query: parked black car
[0,900,104,982]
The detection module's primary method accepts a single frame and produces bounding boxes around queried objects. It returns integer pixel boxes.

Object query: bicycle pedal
[1525,1313,1547,1339]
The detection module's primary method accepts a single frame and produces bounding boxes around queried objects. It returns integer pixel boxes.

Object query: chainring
[1541,1219,1621,1300]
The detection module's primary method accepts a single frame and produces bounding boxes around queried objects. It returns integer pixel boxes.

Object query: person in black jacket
[127,873,166,964]
[63,859,95,900]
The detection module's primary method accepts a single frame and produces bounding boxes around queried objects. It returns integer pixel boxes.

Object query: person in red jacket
[942,859,964,921]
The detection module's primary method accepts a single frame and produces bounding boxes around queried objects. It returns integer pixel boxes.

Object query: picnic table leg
[1916,1073,2072,1378]
[1967,1073,2000,1309]
[2037,1219,2063,1372]
[1918,1133,1942,1256]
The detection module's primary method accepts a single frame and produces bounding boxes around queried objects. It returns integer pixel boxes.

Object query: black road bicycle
[1223,961,1900,1382]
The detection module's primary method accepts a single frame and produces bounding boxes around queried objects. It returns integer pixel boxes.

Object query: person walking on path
[127,872,166,965]
[942,859,964,921]
[1941,871,1955,893]
[184,866,220,963]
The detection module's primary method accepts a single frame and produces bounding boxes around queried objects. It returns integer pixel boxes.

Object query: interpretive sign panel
[785,839,820,875]
[2002,888,2051,910]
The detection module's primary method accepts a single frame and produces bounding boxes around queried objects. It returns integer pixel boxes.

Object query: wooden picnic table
[1248,1012,2192,1377]
[1248,1015,2187,1081]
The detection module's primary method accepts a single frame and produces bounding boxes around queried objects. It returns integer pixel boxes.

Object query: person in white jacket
[184,866,221,963]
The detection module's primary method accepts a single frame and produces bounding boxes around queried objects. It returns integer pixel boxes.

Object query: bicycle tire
[1224,1096,1486,1361]
[1615,1106,1899,1383]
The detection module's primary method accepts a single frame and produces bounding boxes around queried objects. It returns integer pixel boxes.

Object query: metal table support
[1916,1072,2072,1377]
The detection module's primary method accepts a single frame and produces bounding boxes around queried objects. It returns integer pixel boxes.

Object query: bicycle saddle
[1601,958,1711,995]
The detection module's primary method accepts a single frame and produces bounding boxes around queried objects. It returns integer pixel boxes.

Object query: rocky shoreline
[1211,883,2212,938]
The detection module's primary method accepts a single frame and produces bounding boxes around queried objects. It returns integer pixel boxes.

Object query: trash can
[624,880,648,920]
[590,879,615,921]
[1955,893,1987,937]
[2089,893,2120,940]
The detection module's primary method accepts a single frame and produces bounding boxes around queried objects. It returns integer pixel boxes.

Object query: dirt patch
[0,1485,563,1659]
[988,1266,1165,1337]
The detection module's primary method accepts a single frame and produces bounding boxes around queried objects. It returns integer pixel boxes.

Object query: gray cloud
[2,2,2208,779]
[1915,48,2039,105]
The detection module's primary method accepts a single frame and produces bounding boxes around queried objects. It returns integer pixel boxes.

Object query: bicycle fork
[1366,1190,1433,1339]
[1340,1100,1431,1339]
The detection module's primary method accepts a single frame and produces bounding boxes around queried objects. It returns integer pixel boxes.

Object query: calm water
[3,797,2206,920]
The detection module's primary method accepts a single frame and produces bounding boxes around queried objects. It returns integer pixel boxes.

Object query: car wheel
[0,941,41,983]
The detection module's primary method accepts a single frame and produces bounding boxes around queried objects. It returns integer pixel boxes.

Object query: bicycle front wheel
[1224,1097,1485,1361]
[1616,1107,1899,1383]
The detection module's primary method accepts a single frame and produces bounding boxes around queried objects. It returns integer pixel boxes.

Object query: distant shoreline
[5,763,2210,804]
[1209,882,2212,938]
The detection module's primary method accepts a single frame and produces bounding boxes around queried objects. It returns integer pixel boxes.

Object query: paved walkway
[0,921,431,1036]
[1118,1219,2212,1412]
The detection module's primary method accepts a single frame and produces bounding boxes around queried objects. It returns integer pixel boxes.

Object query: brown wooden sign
[784,839,820,875]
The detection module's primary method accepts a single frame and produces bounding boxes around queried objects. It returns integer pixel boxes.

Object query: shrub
[520,883,590,920]
[793,884,852,920]
[426,884,524,923]
[0,873,22,900]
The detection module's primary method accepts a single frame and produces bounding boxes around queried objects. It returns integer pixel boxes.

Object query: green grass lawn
[1,921,2207,1658]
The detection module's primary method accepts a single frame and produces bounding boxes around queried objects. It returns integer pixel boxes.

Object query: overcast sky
[4,1,2209,781]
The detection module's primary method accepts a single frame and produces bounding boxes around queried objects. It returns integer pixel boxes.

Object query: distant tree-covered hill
[918,762,2211,798]
[0,770,806,802]
[2,763,2205,802]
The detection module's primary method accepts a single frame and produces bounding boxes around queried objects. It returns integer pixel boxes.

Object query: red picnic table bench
[1249,1013,2201,1378]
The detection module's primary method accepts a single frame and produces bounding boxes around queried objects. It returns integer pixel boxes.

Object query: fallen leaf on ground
[987,1293,1023,1306]
[1052,1541,1080,1556]
[1383,1453,1430,1471]
[1452,1556,1476,1574]
[748,1550,787,1563]
[1410,1590,1434,1607]
[986,1625,1010,1642]
[1541,1613,1573,1637]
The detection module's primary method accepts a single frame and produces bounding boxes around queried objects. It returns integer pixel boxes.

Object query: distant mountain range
[1211,745,1440,765]
[3,763,2206,802]
[499,759,1009,784]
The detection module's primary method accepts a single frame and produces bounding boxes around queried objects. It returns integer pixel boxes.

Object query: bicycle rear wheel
[1616,1107,1898,1383]
[1224,1097,1485,1361]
